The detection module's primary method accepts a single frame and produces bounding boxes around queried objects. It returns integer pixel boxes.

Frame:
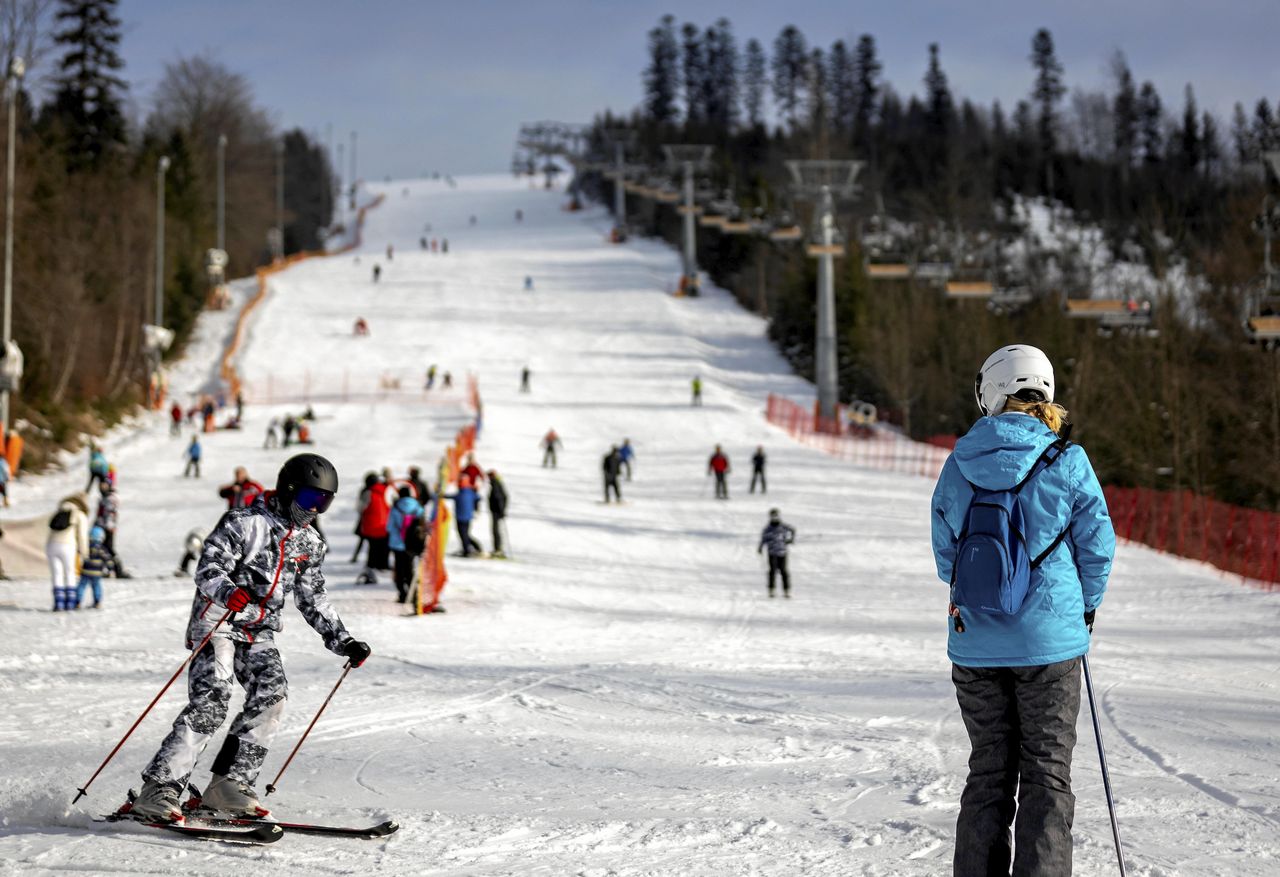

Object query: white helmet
[975,344,1055,416]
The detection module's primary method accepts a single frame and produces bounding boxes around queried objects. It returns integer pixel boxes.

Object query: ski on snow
[100,813,284,844]
[185,811,399,839]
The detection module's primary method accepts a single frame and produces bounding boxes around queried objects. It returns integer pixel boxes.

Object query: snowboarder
[750,446,767,494]
[129,453,370,823]
[487,470,508,558]
[691,375,703,407]
[618,439,635,481]
[450,475,483,556]
[602,446,622,503]
[708,445,730,499]
[520,366,531,392]
[47,494,89,611]
[541,429,561,468]
[387,490,425,603]
[75,526,116,608]
[758,509,795,598]
[218,467,266,510]
[931,344,1115,875]
[263,418,281,449]
[183,436,202,478]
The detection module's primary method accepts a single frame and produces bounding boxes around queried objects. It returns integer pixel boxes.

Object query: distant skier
[691,375,703,407]
[387,490,425,603]
[76,526,116,608]
[356,472,395,582]
[602,446,623,503]
[524,276,534,291]
[520,366,531,392]
[353,317,370,336]
[386,244,394,261]
[95,481,129,578]
[282,415,297,446]
[618,439,635,481]
[47,494,89,611]
[176,528,207,576]
[442,371,453,389]
[758,509,796,598]
[750,446,767,494]
[128,454,370,823]
[515,208,523,222]
[932,344,1114,874]
[460,453,485,487]
[450,475,483,557]
[406,465,431,504]
[183,436,202,478]
[218,467,266,510]
[263,418,281,449]
[169,402,183,437]
[372,263,381,283]
[86,442,109,492]
[542,429,561,468]
[708,445,730,499]
[441,238,448,253]
[425,364,437,390]
[487,470,508,558]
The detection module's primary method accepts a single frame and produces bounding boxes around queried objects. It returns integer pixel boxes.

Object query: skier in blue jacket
[931,344,1115,876]
[387,493,425,603]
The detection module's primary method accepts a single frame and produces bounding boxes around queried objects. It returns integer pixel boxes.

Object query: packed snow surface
[1,174,1277,876]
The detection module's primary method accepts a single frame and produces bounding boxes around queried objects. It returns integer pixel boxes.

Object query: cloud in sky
[105,0,1277,178]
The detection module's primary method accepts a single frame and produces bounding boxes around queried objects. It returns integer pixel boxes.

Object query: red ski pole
[72,609,233,804]
[265,661,352,796]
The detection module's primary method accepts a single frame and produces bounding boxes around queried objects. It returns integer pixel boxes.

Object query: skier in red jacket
[708,445,731,500]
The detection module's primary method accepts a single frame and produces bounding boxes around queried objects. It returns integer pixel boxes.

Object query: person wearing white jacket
[47,494,90,610]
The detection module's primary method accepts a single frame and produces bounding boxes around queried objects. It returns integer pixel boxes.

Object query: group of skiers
[351,456,510,602]
[46,443,131,610]
[263,410,315,449]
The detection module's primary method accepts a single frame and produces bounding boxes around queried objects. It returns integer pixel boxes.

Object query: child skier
[931,344,1114,874]
[183,436,202,478]
[75,526,116,608]
[129,454,371,822]
[757,509,795,597]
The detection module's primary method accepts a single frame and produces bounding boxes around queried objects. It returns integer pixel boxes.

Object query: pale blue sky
[100,0,1278,177]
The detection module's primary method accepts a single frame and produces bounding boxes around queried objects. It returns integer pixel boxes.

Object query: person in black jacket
[487,470,509,558]
[750,446,767,494]
[602,446,622,503]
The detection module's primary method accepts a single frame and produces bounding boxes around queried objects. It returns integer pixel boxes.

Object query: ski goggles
[295,487,335,513]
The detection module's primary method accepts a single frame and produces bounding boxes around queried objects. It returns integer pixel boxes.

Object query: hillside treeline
[578,16,1280,510]
[1,0,334,466]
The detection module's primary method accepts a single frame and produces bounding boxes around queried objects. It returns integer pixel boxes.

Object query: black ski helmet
[276,453,339,505]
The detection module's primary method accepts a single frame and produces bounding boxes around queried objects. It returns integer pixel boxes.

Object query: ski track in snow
[0,174,1278,876]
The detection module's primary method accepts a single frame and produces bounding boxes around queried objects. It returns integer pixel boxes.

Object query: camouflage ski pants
[143,633,287,791]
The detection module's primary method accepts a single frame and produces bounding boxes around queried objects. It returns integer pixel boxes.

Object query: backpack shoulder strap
[1012,424,1073,495]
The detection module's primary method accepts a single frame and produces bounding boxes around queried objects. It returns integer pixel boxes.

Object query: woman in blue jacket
[931,344,1115,876]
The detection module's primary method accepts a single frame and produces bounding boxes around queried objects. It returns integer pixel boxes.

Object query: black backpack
[49,509,72,531]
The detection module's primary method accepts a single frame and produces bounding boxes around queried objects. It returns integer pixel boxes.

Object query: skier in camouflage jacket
[134,454,371,822]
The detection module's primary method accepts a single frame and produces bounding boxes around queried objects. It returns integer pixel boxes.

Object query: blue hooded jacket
[931,413,1115,667]
[387,495,424,552]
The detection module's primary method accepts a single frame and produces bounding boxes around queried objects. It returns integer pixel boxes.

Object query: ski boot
[200,775,269,818]
[129,779,185,823]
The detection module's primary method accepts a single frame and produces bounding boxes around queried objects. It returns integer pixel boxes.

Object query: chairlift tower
[662,145,713,294]
[785,159,864,423]
[602,129,640,234]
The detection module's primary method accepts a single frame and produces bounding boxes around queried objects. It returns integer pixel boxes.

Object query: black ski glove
[1083,610,1096,633]
[342,639,372,668]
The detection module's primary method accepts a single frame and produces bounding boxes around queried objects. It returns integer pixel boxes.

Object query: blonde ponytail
[1002,395,1069,435]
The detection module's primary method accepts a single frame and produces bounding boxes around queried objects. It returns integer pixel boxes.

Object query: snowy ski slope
[0,174,1277,876]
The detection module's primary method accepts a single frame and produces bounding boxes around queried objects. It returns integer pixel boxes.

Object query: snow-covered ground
[0,174,1277,876]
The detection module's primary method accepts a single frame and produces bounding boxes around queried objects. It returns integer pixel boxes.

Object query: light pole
[785,159,863,424]
[662,144,712,295]
[155,155,170,329]
[1,56,24,434]
[216,133,227,253]
[275,139,284,261]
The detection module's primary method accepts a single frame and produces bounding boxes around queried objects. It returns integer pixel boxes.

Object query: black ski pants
[604,477,621,503]
[713,471,728,499]
[491,515,505,555]
[767,554,789,593]
[392,550,417,602]
[456,519,482,556]
[542,447,557,468]
[952,657,1081,877]
[750,468,766,493]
